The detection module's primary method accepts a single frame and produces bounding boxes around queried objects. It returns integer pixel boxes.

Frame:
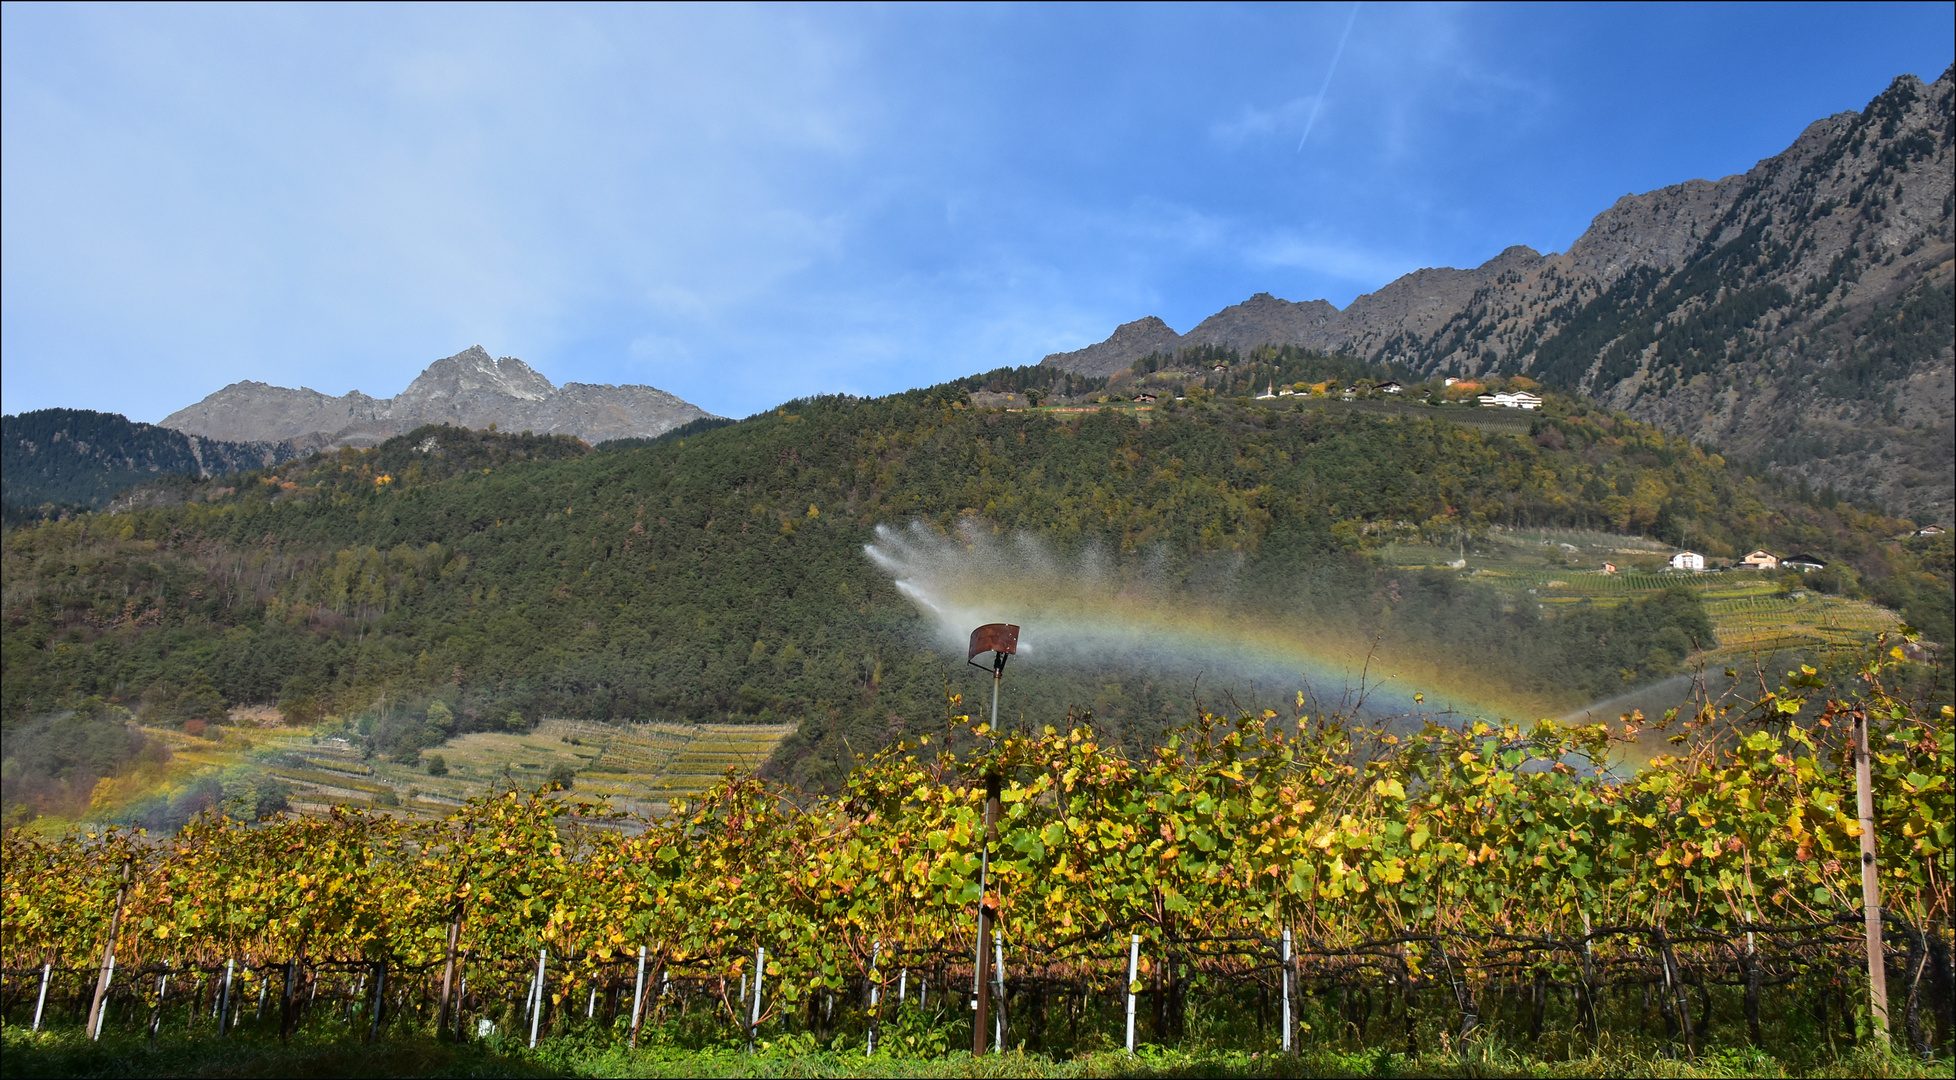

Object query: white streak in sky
[1297,2,1361,152]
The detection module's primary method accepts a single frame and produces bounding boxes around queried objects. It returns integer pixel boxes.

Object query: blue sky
[3,3,1950,422]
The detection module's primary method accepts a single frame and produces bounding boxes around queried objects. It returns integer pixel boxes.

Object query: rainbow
[866,522,1565,726]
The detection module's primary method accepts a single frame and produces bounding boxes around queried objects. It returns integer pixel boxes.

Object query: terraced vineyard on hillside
[1466,570,1894,657]
[1695,591,1899,656]
[1379,526,1904,663]
[260,719,796,819]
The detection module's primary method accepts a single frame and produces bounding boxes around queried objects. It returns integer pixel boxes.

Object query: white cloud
[1210,97,1314,149]
[2,5,882,414]
[4,3,1939,422]
[1246,234,1416,285]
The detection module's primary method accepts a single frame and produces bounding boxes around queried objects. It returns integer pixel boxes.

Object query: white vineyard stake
[1125,933,1141,1054]
[747,946,766,1052]
[32,963,50,1031]
[629,945,647,1041]
[528,949,547,1048]
[867,941,881,1055]
[1281,929,1293,1053]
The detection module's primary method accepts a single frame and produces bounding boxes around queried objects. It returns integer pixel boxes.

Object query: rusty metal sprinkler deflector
[964,623,1017,1054]
[966,622,1019,730]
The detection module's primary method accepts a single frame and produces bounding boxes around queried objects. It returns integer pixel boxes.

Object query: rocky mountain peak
[1039,68,1954,522]
[1484,245,1544,272]
[401,346,555,405]
[162,348,715,450]
[1109,316,1178,340]
[1183,293,1341,353]
[1039,316,1185,376]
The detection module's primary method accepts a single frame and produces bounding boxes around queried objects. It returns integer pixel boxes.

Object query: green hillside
[2,362,1947,823]
[2,408,294,523]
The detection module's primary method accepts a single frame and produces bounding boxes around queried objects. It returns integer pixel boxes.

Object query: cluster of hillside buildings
[1595,550,1828,574]
[1656,525,1943,573]
[1440,378,1542,409]
[1192,377,1546,409]
[1661,549,1825,573]
[1249,381,1408,402]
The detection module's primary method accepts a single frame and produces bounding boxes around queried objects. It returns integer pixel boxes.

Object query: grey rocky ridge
[1042,70,1956,524]
[161,346,715,451]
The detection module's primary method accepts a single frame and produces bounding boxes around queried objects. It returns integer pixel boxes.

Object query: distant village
[1653,524,1941,576]
[1240,375,1541,409]
[1110,375,1547,409]
[1652,549,1826,574]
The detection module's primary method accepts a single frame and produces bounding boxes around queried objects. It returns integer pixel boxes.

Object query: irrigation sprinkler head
[966,623,1019,677]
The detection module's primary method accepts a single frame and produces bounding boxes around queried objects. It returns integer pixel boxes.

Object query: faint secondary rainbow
[864,521,1558,724]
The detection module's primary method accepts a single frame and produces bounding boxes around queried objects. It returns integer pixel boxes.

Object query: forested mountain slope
[4,372,1944,795]
[2,409,295,524]
[1045,70,1956,524]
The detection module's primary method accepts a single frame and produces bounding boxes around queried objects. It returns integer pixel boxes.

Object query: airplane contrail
[1298,1,1361,152]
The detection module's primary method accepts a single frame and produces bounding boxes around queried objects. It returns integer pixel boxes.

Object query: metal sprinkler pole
[963,623,1019,1057]
[992,664,1001,730]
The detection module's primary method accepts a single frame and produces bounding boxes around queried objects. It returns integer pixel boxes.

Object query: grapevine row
[4,648,1951,1056]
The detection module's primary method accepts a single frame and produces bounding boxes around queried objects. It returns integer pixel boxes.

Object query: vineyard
[1378,525,1904,671]
[73,719,799,836]
[270,720,797,818]
[1487,572,1897,662]
[3,643,1951,1074]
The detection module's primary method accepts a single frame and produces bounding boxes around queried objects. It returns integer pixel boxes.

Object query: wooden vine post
[436,909,463,1038]
[86,856,132,1041]
[1655,923,1695,1056]
[436,824,474,1041]
[1576,910,1600,1042]
[1853,709,1891,1041]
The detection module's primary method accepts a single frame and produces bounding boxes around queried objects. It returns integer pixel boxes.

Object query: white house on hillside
[1478,391,1543,410]
[1670,550,1706,572]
